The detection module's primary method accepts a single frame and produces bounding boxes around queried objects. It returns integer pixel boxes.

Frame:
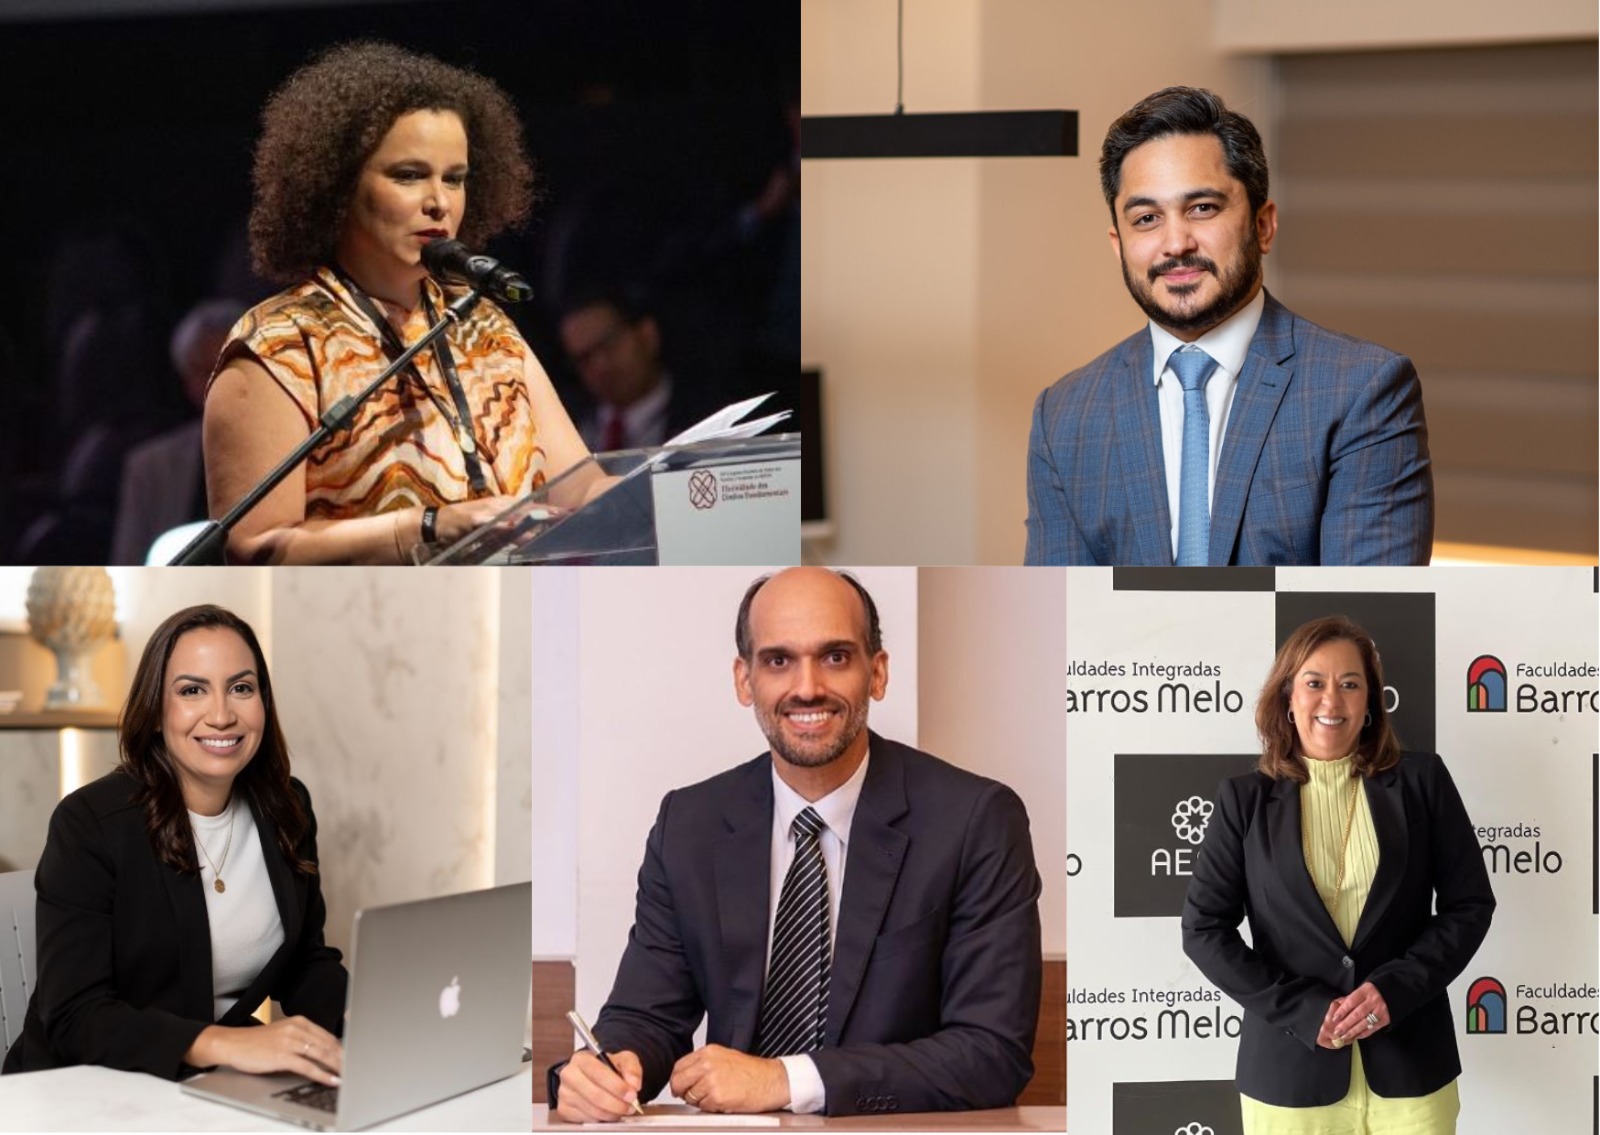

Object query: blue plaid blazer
[1024,292,1433,565]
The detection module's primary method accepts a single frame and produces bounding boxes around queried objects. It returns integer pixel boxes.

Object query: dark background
[0,0,796,562]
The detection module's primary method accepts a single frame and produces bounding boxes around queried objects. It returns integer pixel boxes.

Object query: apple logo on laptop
[439,975,462,1019]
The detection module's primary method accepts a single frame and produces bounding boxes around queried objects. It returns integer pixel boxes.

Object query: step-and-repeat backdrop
[1065,567,1598,1134]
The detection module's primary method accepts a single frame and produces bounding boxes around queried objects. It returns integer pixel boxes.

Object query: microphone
[421,239,534,304]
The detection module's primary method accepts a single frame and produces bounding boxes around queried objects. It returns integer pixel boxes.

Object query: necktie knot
[792,806,825,843]
[1169,346,1217,393]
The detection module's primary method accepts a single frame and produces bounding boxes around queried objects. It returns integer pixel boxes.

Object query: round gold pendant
[214,879,226,894]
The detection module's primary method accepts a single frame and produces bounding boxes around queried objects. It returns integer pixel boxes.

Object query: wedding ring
[1365,1011,1380,1028]
[1332,1036,1344,1049]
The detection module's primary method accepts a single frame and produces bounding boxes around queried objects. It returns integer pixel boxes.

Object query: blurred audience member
[112,299,245,564]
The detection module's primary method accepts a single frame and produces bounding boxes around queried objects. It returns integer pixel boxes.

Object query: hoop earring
[1287,710,1295,724]
[1364,713,1372,728]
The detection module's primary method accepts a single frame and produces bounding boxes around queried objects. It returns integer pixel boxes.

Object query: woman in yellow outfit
[1183,616,1495,1135]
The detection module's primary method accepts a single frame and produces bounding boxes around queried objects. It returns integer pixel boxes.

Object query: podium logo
[1176,1125,1215,1135]
[688,470,719,510]
[1467,656,1507,712]
[1171,797,1214,845]
[1465,976,1507,1034]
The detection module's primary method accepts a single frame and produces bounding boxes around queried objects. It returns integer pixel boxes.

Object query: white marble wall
[267,568,519,958]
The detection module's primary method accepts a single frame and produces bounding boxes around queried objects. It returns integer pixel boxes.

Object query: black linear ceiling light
[802,0,1077,160]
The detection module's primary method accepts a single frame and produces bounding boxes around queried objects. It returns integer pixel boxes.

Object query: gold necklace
[193,798,236,894]
[1303,774,1360,913]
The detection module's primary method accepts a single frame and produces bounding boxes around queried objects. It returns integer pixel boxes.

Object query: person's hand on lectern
[555,1049,644,1122]
[669,1044,790,1113]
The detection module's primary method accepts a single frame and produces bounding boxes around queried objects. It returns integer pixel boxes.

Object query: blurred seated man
[111,298,244,564]
[559,291,717,452]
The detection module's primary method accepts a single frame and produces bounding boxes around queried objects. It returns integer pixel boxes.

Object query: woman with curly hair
[2,605,347,1083]
[1182,615,1494,1134]
[205,41,598,563]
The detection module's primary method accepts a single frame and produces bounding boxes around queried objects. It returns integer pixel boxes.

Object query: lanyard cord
[328,265,491,496]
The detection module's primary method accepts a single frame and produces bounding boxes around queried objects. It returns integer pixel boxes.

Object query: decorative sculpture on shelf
[25,567,117,710]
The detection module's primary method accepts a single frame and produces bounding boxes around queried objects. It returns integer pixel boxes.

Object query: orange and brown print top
[214,266,546,520]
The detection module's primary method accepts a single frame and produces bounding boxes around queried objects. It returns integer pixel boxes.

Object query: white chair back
[0,868,36,1050]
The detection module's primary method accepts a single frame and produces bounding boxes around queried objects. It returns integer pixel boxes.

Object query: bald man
[551,568,1043,1119]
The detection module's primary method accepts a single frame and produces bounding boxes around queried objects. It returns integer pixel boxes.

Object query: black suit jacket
[2,769,347,1080]
[572,734,1042,1115]
[1181,752,1494,1107]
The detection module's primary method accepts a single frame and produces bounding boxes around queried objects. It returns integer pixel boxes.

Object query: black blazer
[2,769,347,1080]
[1181,752,1494,1107]
[566,734,1043,1116]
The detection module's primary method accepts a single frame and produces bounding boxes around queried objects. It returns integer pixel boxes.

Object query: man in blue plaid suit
[1025,87,1433,566]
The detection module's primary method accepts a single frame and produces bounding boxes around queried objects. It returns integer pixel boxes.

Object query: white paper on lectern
[663,393,787,447]
[581,1116,781,1128]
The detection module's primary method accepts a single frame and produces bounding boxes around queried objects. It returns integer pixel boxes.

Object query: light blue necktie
[1169,346,1217,566]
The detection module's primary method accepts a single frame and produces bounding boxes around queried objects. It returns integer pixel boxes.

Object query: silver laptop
[183,882,531,1131]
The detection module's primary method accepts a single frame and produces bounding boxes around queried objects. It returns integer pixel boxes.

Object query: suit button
[1341,955,1354,970]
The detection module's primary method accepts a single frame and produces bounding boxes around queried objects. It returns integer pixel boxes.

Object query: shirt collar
[770,745,870,847]
[1148,286,1266,386]
[602,374,673,440]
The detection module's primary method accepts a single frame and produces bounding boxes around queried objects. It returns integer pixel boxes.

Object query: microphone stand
[169,286,484,566]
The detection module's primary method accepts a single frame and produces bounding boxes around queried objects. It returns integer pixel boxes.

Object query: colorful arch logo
[1466,655,1507,712]
[1465,976,1507,1034]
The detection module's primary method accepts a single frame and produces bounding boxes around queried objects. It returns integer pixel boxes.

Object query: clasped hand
[554,1044,790,1122]
[1316,981,1390,1050]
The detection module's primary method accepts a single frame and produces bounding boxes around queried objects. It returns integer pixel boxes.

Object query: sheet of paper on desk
[581,1115,781,1127]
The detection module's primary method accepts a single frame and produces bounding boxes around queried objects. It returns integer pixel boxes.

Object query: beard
[1120,224,1262,337]
[755,695,870,769]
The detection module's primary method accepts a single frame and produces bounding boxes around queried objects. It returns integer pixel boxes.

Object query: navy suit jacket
[579,735,1043,1116]
[1025,292,1433,565]
[1181,753,1494,1107]
[2,769,347,1080]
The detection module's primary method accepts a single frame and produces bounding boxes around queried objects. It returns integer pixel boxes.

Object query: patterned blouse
[213,266,546,520]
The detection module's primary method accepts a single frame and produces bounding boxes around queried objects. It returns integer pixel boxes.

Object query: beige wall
[916,568,1065,955]
[1216,0,1595,52]
[802,0,1270,564]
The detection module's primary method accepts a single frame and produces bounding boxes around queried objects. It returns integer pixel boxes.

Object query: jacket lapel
[219,794,301,1023]
[713,761,773,1051]
[1351,766,1407,952]
[1265,775,1344,946]
[826,736,908,1044]
[161,855,215,1023]
[1210,293,1296,565]
[1111,334,1175,565]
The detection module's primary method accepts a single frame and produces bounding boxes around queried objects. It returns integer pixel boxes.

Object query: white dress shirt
[1148,287,1266,562]
[764,751,870,1115]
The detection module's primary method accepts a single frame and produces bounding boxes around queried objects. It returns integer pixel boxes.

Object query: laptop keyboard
[274,1081,339,1114]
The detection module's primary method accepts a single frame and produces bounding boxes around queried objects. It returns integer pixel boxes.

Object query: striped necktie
[1170,345,1218,566]
[754,807,830,1057]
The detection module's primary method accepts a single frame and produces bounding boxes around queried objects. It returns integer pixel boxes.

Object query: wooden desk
[534,1103,1066,1131]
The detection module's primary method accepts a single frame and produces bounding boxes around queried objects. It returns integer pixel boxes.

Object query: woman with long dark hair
[2,605,345,1084]
[1183,615,1494,1134]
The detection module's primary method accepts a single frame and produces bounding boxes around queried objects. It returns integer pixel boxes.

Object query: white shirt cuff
[777,1055,825,1114]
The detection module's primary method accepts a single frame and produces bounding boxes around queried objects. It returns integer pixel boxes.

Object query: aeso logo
[1171,797,1213,846]
[1466,656,1507,712]
[1466,976,1507,1034]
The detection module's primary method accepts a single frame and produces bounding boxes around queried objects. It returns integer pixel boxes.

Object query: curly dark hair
[120,604,316,876]
[249,40,535,283]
